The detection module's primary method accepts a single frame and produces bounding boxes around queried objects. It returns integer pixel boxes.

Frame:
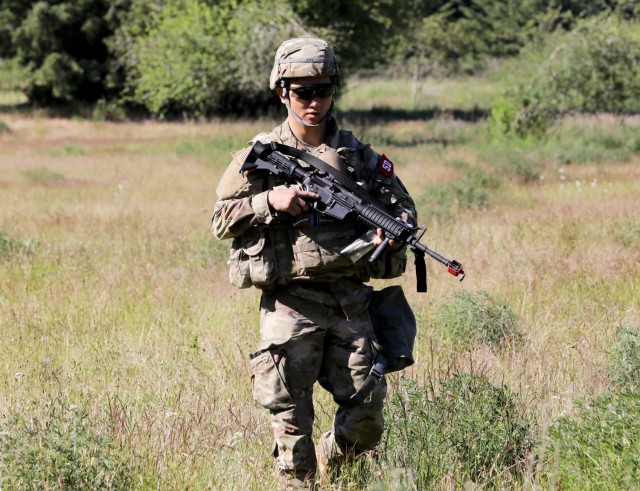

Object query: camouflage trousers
[250,280,387,481]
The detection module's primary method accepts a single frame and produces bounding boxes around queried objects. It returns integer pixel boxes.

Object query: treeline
[1,0,638,127]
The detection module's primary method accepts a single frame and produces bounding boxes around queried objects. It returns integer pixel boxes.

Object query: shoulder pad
[249,132,275,145]
[337,129,358,149]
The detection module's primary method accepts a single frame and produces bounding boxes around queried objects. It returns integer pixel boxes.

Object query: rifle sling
[269,142,386,209]
[269,142,427,293]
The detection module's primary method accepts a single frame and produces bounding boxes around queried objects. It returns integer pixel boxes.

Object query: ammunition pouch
[366,247,408,280]
[228,227,279,289]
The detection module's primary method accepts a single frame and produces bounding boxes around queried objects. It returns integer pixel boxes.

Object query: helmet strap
[284,97,334,128]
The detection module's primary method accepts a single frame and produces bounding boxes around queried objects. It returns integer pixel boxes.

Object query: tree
[490,18,640,136]
[113,0,308,117]
[289,0,422,75]
[8,0,131,105]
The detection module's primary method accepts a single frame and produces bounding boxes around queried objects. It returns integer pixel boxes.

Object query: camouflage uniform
[212,118,417,484]
[213,36,417,486]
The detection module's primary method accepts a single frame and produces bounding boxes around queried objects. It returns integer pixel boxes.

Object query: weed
[431,290,522,349]
[22,168,65,182]
[0,398,139,490]
[0,232,36,258]
[608,325,640,390]
[198,236,229,266]
[47,144,85,156]
[383,374,534,488]
[479,140,542,183]
[483,115,640,181]
[0,119,9,134]
[614,220,640,248]
[418,167,500,220]
[541,389,640,490]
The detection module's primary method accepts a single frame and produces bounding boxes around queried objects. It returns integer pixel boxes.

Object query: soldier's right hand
[267,187,319,216]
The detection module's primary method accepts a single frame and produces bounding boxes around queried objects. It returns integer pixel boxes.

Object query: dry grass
[1,111,639,489]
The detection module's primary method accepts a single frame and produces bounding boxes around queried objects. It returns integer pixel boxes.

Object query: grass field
[1,79,639,489]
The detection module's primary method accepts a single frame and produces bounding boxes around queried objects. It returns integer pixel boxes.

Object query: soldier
[212,37,417,489]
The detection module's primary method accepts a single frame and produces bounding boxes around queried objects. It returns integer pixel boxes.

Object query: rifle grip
[369,238,390,263]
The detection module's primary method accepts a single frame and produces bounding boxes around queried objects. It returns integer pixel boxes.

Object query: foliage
[431,290,522,349]
[0,399,138,489]
[113,0,302,117]
[0,57,27,92]
[418,165,500,220]
[539,323,640,489]
[0,1,32,59]
[7,0,132,105]
[22,167,66,182]
[0,231,36,258]
[384,374,535,488]
[614,221,640,249]
[290,0,420,74]
[394,0,564,77]
[542,389,640,490]
[2,0,640,114]
[491,18,640,136]
[608,325,640,389]
[395,0,640,77]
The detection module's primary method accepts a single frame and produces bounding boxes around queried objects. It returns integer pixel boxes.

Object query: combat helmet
[270,37,341,128]
[269,37,342,90]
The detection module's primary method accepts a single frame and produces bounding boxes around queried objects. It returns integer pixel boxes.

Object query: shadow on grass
[339,106,489,124]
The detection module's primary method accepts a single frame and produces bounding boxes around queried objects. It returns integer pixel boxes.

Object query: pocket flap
[242,228,266,256]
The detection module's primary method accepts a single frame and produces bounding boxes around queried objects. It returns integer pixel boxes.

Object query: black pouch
[368,285,416,372]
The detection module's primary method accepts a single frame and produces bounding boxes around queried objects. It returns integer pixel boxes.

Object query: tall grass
[0,79,639,489]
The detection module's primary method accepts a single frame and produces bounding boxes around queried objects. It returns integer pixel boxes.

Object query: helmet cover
[269,37,341,90]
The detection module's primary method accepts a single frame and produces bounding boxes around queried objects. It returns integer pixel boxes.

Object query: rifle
[240,141,465,292]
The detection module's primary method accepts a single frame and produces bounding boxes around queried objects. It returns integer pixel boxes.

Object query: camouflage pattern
[212,116,417,485]
[251,281,386,481]
[269,37,341,90]
[212,118,416,285]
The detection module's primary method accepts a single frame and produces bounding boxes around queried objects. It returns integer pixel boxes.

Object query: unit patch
[377,154,394,177]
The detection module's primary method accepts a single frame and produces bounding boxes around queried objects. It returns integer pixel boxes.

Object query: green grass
[0,398,141,490]
[22,168,65,183]
[1,77,639,489]
[430,290,522,349]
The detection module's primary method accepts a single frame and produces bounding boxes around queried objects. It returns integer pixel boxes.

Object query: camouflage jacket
[212,118,417,288]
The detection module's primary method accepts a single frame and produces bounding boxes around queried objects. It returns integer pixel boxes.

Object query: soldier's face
[279,76,334,126]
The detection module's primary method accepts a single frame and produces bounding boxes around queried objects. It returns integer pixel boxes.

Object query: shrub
[8,0,131,106]
[431,290,522,349]
[614,221,640,248]
[116,0,302,118]
[542,389,640,490]
[22,168,65,182]
[418,166,500,220]
[608,325,640,389]
[0,399,139,490]
[491,19,640,136]
[0,231,36,258]
[383,374,535,488]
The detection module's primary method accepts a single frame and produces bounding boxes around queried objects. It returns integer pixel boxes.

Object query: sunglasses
[289,84,337,101]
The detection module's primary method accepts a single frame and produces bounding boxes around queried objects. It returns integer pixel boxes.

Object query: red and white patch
[377,154,394,177]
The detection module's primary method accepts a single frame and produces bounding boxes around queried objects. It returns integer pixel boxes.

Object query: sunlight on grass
[1,84,639,488]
